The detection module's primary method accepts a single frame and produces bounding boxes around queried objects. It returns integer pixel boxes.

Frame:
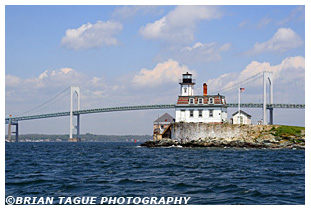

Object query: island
[141,124,305,149]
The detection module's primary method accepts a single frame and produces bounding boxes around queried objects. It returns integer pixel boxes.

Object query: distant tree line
[5,133,152,142]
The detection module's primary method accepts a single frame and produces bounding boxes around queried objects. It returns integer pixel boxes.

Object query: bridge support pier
[263,71,273,125]
[7,120,19,142]
[268,108,273,125]
[76,114,80,140]
[69,86,81,142]
[69,114,81,142]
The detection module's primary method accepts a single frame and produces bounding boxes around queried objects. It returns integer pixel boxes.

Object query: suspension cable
[211,72,263,94]
[30,91,70,114]
[80,86,140,106]
[17,86,70,117]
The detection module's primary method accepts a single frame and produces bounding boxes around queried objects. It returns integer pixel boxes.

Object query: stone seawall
[141,123,305,149]
[172,123,269,142]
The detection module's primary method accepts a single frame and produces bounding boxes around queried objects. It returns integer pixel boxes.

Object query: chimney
[203,83,207,96]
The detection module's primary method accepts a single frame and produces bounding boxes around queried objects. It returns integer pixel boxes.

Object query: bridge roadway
[5,103,305,124]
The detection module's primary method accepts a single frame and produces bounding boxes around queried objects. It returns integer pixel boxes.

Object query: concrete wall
[172,122,268,142]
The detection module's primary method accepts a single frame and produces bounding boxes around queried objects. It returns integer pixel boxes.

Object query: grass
[271,125,305,137]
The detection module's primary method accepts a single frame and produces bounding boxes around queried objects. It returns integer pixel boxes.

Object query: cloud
[154,41,230,65]
[179,42,231,63]
[139,6,223,43]
[5,75,22,87]
[277,6,305,26]
[257,17,272,29]
[6,68,95,94]
[6,68,110,91]
[207,56,305,103]
[5,68,110,115]
[247,28,303,55]
[61,20,123,50]
[132,59,196,87]
[6,64,189,117]
[112,6,160,19]
[239,20,250,28]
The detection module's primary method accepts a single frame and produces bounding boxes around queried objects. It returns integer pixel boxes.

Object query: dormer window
[209,97,214,104]
[198,98,203,104]
[189,98,194,104]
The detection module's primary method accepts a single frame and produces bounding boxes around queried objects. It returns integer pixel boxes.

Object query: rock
[279,140,290,147]
[141,124,304,149]
[261,134,276,142]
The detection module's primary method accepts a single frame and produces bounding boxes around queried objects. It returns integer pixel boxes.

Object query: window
[190,110,194,117]
[209,110,213,117]
[184,88,187,93]
[189,98,194,104]
[198,98,203,104]
[198,109,203,117]
[209,97,214,104]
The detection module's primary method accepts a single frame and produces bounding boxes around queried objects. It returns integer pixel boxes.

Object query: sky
[4,4,307,135]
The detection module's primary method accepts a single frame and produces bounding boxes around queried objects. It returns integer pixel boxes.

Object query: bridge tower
[7,118,19,142]
[263,71,273,125]
[69,86,81,142]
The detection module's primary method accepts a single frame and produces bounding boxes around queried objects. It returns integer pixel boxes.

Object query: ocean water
[5,142,305,205]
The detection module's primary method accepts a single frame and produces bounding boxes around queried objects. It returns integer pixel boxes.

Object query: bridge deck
[5,103,305,124]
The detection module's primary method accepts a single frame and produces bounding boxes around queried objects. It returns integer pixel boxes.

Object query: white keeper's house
[175,72,228,123]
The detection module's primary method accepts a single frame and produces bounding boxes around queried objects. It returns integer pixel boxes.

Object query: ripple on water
[5,142,305,205]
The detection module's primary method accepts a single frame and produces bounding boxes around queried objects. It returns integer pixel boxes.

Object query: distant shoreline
[5,133,152,143]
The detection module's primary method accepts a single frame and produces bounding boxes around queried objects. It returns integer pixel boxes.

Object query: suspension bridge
[5,71,305,142]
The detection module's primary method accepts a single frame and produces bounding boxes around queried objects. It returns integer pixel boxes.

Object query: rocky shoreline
[141,125,305,150]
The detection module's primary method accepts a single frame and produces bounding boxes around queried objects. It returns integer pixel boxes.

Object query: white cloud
[247,28,303,55]
[179,42,231,63]
[5,68,110,115]
[140,6,223,43]
[277,6,304,26]
[112,6,160,19]
[239,19,250,28]
[207,56,305,103]
[6,75,22,87]
[257,17,272,28]
[132,59,196,87]
[61,20,123,50]
[6,68,88,91]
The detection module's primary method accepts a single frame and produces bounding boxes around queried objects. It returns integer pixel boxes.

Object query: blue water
[5,142,305,204]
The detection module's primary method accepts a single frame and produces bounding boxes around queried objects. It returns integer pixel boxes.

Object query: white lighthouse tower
[179,72,195,96]
[175,72,228,123]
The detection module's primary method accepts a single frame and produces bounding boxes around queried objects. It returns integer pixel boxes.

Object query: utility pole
[238,88,244,124]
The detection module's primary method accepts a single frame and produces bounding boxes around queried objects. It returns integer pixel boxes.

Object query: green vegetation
[270,125,305,144]
[271,125,304,137]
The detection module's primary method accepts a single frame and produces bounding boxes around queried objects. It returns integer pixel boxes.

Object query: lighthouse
[179,72,195,96]
[175,72,228,123]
